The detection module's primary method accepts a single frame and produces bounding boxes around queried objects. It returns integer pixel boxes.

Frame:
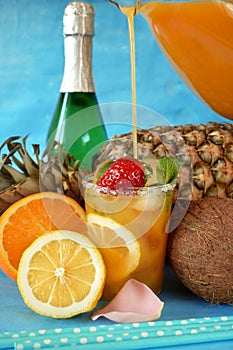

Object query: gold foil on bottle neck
[63,2,95,36]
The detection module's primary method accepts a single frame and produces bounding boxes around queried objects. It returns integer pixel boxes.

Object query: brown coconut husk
[167,197,233,304]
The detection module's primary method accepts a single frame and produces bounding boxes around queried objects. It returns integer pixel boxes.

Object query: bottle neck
[60,34,95,93]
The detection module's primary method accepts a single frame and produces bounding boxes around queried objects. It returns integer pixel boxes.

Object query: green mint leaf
[156,157,180,185]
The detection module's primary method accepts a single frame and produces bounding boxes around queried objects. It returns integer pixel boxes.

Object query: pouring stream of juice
[110,0,145,159]
[111,0,233,129]
[109,0,140,159]
[121,5,138,159]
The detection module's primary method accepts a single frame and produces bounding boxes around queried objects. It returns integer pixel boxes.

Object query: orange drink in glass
[83,169,174,300]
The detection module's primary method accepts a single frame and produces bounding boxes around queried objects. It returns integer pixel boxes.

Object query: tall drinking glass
[80,102,190,300]
[83,151,175,300]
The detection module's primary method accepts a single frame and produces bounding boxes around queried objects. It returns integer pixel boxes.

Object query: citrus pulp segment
[0,192,87,281]
[86,213,141,282]
[17,230,106,318]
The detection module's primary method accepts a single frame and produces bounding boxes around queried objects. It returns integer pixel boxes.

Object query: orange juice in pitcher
[137,0,233,119]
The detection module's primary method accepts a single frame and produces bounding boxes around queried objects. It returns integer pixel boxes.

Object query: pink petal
[91,279,164,323]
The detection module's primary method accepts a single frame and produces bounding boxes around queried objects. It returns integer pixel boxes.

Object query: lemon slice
[86,213,141,282]
[17,230,106,318]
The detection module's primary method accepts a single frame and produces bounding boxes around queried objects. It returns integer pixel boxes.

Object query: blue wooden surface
[0,262,233,349]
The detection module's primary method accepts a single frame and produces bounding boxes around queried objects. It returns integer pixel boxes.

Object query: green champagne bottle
[47,2,107,171]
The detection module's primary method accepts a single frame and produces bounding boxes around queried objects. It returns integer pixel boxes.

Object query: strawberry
[96,157,149,191]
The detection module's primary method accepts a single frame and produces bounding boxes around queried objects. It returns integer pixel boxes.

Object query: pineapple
[94,122,233,200]
[0,122,233,215]
[0,136,84,215]
[0,136,40,214]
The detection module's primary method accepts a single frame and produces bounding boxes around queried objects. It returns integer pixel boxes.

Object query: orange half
[0,192,87,281]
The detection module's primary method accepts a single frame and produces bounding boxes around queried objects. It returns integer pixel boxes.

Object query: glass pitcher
[110,0,233,120]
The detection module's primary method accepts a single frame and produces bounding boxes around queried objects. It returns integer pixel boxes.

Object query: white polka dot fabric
[1,316,232,349]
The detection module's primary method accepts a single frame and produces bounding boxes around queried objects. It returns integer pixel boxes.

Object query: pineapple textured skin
[95,122,233,201]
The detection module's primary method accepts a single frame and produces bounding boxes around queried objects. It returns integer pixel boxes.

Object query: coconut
[167,197,233,304]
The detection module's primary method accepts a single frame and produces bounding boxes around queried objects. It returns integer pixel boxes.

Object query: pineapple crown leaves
[156,156,181,185]
[0,136,40,180]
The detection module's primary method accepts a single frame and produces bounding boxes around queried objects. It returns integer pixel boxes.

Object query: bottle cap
[63,2,95,36]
